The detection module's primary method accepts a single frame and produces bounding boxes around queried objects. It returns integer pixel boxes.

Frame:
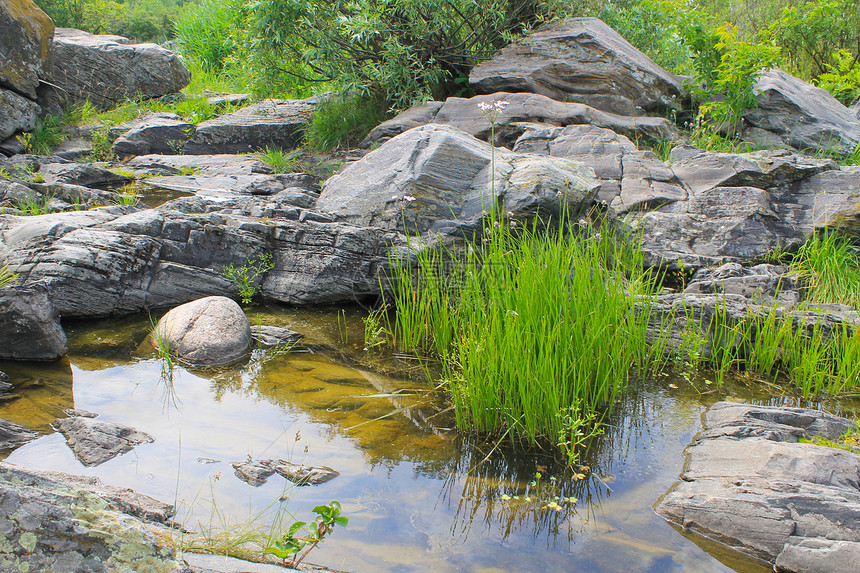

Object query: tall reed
[381,214,667,447]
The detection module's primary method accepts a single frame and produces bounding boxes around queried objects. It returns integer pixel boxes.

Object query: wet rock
[62,408,98,418]
[112,115,196,157]
[362,92,680,148]
[231,459,339,487]
[37,162,133,188]
[231,459,276,487]
[52,415,154,466]
[251,325,303,348]
[272,460,339,486]
[0,282,67,360]
[470,18,683,116]
[743,68,860,158]
[320,123,599,235]
[0,418,38,450]
[49,28,190,109]
[153,296,251,367]
[0,461,186,572]
[655,402,860,572]
[0,0,54,100]
[184,97,318,154]
[684,262,799,305]
[0,87,39,140]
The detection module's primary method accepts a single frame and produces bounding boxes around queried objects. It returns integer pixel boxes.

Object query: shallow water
[1,305,852,572]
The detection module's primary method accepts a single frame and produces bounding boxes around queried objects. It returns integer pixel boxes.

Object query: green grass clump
[0,264,18,289]
[14,193,53,216]
[379,214,668,449]
[257,147,301,174]
[791,230,860,309]
[305,94,389,152]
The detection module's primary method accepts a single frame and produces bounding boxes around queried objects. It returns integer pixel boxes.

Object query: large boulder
[655,402,860,572]
[152,296,252,366]
[743,68,860,158]
[363,92,680,148]
[49,28,190,109]
[0,0,54,99]
[0,282,67,360]
[184,97,317,154]
[0,87,39,140]
[469,18,683,116]
[319,123,600,235]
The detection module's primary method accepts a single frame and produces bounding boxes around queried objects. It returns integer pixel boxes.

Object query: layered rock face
[469,17,683,116]
[655,402,860,573]
[49,28,190,109]
[0,0,53,141]
[0,282,67,360]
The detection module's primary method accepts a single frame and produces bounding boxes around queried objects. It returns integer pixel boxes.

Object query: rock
[743,68,860,158]
[62,408,98,418]
[654,402,860,572]
[0,371,10,395]
[0,461,186,572]
[231,459,276,487]
[127,153,273,177]
[0,418,38,450]
[320,123,600,235]
[184,98,318,154]
[37,162,133,188]
[153,296,251,366]
[206,92,251,108]
[52,415,154,466]
[49,28,190,109]
[0,87,39,140]
[272,460,339,486]
[0,0,53,99]
[684,262,799,305]
[51,137,92,161]
[614,146,849,269]
[469,18,683,116]
[2,201,399,316]
[852,97,860,121]
[363,92,680,148]
[0,282,67,360]
[112,115,196,157]
[231,459,339,487]
[144,172,316,201]
[251,325,303,348]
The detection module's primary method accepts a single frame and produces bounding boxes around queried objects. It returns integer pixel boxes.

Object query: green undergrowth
[370,212,670,456]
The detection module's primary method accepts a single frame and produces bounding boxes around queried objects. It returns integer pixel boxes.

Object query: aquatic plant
[266,501,347,568]
[222,253,275,305]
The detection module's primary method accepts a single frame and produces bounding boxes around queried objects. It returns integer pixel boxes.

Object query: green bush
[304,93,388,151]
[174,0,240,71]
[36,0,189,43]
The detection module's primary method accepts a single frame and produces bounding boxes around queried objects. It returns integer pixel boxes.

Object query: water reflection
[0,306,837,572]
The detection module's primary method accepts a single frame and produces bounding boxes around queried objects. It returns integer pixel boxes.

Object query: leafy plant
[16,115,66,155]
[266,501,347,568]
[815,49,860,106]
[0,264,19,289]
[88,125,115,161]
[222,253,275,305]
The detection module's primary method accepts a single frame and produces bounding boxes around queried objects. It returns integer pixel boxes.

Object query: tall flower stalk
[478,99,509,204]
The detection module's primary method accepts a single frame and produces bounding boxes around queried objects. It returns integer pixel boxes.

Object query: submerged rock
[231,458,339,487]
[0,418,39,450]
[655,402,860,572]
[0,282,67,361]
[251,325,303,348]
[52,415,154,466]
[469,18,683,116]
[153,296,251,367]
[231,459,276,487]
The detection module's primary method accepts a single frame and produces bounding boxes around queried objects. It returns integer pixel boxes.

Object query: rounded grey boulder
[152,296,251,366]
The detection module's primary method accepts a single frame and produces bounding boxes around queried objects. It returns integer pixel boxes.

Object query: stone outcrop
[0,0,54,100]
[0,418,38,450]
[743,68,860,158]
[49,28,190,109]
[655,402,860,572]
[469,18,683,116]
[152,296,252,367]
[683,262,798,305]
[112,114,195,157]
[362,92,680,148]
[0,282,67,360]
[321,123,600,235]
[0,88,39,141]
[53,415,154,466]
[184,98,318,154]
[37,162,133,188]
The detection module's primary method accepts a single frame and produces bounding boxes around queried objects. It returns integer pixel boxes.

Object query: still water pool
[3,305,848,573]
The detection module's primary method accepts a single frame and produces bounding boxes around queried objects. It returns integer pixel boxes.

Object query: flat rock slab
[470,17,682,116]
[363,92,679,148]
[37,162,132,188]
[52,415,154,466]
[184,98,317,154]
[127,153,273,176]
[0,418,39,450]
[655,401,860,572]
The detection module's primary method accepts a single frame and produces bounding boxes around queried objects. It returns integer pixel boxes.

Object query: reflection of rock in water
[0,359,74,432]
[231,457,339,487]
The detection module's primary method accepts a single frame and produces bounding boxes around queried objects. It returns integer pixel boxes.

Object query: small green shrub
[305,94,388,152]
[266,501,347,568]
[88,125,115,161]
[222,253,275,305]
[815,49,860,106]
